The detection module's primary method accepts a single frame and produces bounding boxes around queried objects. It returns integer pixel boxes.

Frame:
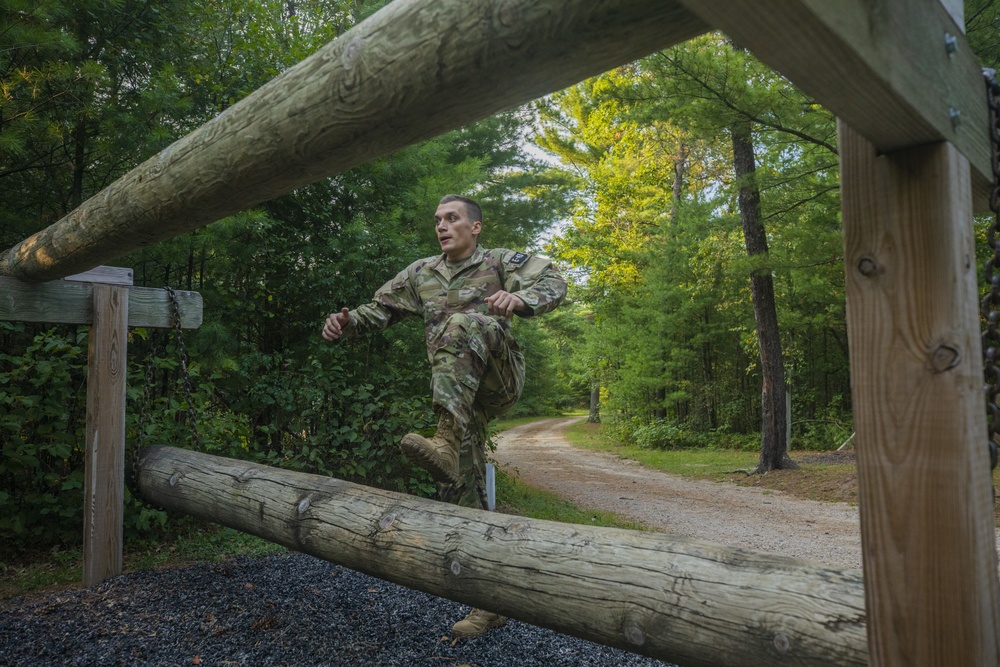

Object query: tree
[731,117,794,471]
[535,34,846,454]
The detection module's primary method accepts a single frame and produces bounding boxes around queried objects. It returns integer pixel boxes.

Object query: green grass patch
[494,468,647,531]
[563,420,759,480]
[1,523,284,602]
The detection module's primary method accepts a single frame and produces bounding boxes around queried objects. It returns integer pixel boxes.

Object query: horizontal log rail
[137,445,868,667]
[0,0,708,282]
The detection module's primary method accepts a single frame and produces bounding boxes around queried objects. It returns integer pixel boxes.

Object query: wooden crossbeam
[676,0,992,208]
[0,276,202,328]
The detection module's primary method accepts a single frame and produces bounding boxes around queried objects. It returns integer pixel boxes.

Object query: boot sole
[400,435,459,484]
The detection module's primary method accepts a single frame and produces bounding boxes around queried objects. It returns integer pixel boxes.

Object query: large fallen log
[0,0,708,282]
[137,445,867,667]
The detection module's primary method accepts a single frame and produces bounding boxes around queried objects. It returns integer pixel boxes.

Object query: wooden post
[0,266,201,587]
[83,283,129,587]
[839,123,1000,665]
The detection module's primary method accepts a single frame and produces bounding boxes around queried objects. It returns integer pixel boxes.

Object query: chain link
[126,328,163,508]
[980,68,1000,470]
[126,287,201,510]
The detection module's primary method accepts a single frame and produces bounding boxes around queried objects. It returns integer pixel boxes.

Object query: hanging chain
[980,68,1000,470]
[126,334,164,509]
[166,286,202,451]
[126,287,202,510]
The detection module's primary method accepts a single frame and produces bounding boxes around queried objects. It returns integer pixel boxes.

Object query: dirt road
[492,417,864,569]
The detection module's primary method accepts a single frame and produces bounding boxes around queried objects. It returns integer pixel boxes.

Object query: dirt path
[492,417,864,569]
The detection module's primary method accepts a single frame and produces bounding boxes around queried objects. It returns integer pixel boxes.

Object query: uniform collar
[433,244,485,279]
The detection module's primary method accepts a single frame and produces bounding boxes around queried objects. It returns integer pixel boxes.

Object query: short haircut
[439,194,482,223]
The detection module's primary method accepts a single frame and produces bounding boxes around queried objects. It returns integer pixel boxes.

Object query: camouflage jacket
[343,245,567,362]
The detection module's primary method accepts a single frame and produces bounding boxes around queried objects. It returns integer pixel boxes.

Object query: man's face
[435,201,481,261]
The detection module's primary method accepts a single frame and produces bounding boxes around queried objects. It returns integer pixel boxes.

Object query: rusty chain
[165,286,202,452]
[126,287,201,509]
[980,68,1000,470]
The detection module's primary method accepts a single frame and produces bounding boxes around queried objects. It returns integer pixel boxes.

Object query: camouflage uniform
[341,245,566,508]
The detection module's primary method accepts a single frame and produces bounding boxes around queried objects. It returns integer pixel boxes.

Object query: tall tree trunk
[730,120,794,473]
[655,142,689,421]
[587,382,601,423]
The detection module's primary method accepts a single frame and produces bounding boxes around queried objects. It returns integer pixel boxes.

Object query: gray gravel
[0,552,675,667]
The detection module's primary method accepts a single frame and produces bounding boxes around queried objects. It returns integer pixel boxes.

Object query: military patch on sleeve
[508,252,529,266]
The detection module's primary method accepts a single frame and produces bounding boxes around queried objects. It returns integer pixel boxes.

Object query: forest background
[2,0,999,552]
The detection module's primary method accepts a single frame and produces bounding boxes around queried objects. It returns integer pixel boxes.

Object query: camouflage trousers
[429,313,524,509]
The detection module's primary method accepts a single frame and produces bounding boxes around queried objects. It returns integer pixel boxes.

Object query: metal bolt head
[945,32,958,55]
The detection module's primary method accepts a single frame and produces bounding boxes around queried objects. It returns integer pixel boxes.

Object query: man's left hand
[485,291,527,318]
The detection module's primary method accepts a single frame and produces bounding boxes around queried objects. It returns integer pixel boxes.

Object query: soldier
[321,193,566,638]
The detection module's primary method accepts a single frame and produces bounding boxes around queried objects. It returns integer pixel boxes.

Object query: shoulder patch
[508,252,529,266]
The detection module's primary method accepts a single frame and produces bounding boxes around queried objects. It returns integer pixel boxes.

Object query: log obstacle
[137,445,867,667]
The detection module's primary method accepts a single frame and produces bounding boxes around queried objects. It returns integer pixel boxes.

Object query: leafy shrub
[0,325,88,548]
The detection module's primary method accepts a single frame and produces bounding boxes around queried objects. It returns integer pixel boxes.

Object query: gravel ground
[0,552,675,667]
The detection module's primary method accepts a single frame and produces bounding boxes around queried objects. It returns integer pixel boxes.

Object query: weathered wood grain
[0,0,708,282]
[137,444,868,667]
[0,277,202,328]
[677,0,992,209]
[83,285,128,587]
[839,122,1000,666]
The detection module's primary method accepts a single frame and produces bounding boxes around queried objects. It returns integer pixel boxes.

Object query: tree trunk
[730,120,794,473]
[136,444,867,667]
[587,382,601,423]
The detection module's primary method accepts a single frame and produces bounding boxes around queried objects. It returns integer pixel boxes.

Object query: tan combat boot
[451,608,508,639]
[400,412,460,484]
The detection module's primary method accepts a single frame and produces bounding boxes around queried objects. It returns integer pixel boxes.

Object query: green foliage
[1,0,570,554]
[0,324,86,546]
[536,34,850,442]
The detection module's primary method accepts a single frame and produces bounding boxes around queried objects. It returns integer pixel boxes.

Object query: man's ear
[472,220,482,236]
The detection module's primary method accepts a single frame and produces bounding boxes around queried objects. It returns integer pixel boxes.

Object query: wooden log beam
[676,0,993,209]
[0,0,709,283]
[136,444,868,667]
[0,277,202,328]
[839,123,1000,664]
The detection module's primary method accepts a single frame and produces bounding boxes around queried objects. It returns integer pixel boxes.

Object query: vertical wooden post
[839,122,1000,665]
[83,284,129,587]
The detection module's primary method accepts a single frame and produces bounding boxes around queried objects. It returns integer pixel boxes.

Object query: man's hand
[485,291,526,318]
[322,307,351,341]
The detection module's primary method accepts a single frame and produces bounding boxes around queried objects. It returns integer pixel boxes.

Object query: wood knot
[773,633,790,653]
[450,559,462,576]
[857,257,878,277]
[378,513,397,530]
[169,473,181,487]
[930,344,961,373]
[297,497,311,514]
[623,621,646,646]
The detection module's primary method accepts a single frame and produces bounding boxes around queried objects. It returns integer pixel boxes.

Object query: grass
[494,468,646,531]
[562,419,760,480]
[0,523,285,602]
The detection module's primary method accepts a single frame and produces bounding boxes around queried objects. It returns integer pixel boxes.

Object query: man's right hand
[322,307,351,341]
